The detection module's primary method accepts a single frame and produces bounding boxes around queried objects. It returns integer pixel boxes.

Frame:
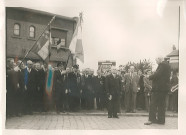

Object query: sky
[4,0,186,71]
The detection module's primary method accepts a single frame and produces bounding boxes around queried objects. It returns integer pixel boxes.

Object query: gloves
[65,89,68,94]
[108,95,112,100]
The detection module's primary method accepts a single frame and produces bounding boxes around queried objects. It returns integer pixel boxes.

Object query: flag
[69,13,84,63]
[31,27,51,61]
[30,16,55,62]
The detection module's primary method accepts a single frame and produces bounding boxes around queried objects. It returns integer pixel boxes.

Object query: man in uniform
[144,57,171,125]
[105,67,122,118]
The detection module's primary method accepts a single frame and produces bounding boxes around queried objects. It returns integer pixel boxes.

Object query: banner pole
[19,15,56,66]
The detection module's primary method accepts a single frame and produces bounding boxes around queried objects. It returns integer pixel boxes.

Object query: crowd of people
[6,58,178,119]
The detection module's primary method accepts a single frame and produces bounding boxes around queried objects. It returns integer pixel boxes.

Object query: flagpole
[49,24,51,62]
[19,15,56,66]
[65,50,71,69]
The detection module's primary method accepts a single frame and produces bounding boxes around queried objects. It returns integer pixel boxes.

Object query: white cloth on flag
[38,40,50,60]
[31,28,51,61]
[69,18,84,63]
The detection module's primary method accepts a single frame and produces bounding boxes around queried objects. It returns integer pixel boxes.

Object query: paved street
[5,112,178,130]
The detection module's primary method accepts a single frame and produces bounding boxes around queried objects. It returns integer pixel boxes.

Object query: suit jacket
[105,74,122,96]
[124,72,139,93]
[149,61,171,92]
[93,76,105,94]
[35,69,44,91]
[7,68,22,92]
[67,72,82,95]
[22,68,36,91]
[53,70,66,93]
[143,76,152,93]
[84,75,94,94]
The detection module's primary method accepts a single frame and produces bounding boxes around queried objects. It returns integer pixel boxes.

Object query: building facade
[6,7,77,67]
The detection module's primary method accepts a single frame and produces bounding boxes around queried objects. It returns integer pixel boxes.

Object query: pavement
[5,110,178,130]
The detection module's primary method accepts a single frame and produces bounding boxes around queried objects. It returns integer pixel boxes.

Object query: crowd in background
[6,58,178,118]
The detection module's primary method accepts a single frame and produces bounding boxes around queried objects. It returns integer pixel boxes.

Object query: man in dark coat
[94,70,105,110]
[105,67,122,118]
[53,62,67,113]
[13,60,25,116]
[6,58,16,117]
[84,70,95,110]
[67,65,82,111]
[34,62,45,112]
[145,57,171,125]
[22,60,37,114]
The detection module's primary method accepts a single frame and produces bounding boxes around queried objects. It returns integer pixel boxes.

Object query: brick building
[6,7,77,67]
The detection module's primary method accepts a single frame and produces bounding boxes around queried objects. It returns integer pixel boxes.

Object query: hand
[65,89,68,94]
[62,70,66,74]
[108,95,112,100]
[14,66,20,72]
[80,90,83,93]
[17,83,20,88]
[25,85,27,90]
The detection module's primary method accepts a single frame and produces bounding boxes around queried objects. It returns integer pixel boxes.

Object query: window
[29,26,35,38]
[52,37,66,47]
[13,23,20,36]
[51,28,67,47]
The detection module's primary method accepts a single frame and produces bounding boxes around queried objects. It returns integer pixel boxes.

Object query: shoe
[108,116,112,118]
[56,111,60,114]
[113,115,119,118]
[125,110,130,113]
[28,112,33,115]
[156,121,165,125]
[131,110,136,113]
[144,121,152,125]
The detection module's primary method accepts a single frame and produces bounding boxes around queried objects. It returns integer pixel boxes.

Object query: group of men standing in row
[6,58,142,118]
[6,59,108,117]
[6,57,177,124]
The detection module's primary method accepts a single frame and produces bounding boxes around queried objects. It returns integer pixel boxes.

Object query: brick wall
[6,7,76,67]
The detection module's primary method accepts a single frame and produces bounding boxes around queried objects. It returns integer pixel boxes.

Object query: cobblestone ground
[5,113,178,130]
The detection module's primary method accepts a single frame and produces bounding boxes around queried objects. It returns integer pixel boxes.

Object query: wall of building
[6,7,76,67]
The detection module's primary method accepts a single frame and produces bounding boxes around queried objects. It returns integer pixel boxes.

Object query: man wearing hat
[22,60,37,114]
[144,57,171,125]
[67,64,82,111]
[53,62,67,113]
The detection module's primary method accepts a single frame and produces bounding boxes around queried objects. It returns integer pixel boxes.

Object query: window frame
[13,23,20,36]
[29,25,36,38]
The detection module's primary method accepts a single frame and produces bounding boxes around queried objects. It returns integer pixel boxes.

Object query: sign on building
[98,60,116,73]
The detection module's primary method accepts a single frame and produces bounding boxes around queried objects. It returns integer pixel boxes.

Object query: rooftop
[167,50,179,57]
[6,7,78,22]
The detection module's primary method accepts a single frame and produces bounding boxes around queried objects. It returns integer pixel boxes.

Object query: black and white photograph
[1,0,186,134]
